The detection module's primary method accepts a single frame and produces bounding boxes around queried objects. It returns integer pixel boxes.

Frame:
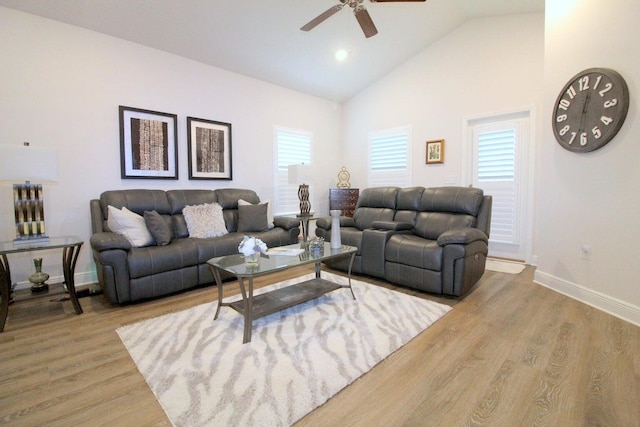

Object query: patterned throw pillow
[182,203,228,238]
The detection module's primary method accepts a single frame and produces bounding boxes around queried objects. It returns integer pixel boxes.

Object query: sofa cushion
[414,212,476,241]
[127,238,199,279]
[393,187,425,226]
[167,190,218,214]
[100,189,171,232]
[237,203,268,232]
[215,189,261,232]
[352,187,398,230]
[144,210,173,246]
[183,203,228,238]
[420,187,484,216]
[107,205,154,247]
[385,234,442,271]
[353,207,396,230]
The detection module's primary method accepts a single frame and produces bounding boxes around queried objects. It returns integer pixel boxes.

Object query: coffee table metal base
[209,251,356,344]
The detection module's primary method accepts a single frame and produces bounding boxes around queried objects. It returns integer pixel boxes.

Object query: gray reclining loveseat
[90,188,300,304]
[315,186,492,297]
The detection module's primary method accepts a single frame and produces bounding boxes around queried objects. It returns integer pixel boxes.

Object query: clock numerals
[604,99,617,108]
[553,68,628,152]
[580,133,588,146]
[578,75,590,91]
[598,83,613,97]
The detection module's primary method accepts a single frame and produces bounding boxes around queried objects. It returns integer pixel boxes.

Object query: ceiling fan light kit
[301,0,426,38]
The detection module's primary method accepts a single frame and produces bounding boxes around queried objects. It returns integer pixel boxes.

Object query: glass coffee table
[207,242,357,343]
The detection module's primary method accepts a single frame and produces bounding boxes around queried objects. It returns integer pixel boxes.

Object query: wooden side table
[0,236,84,332]
[329,188,359,217]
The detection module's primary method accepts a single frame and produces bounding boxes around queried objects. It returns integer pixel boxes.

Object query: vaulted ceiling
[0,0,544,102]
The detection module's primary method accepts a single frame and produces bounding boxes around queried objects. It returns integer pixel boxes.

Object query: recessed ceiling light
[335,49,349,61]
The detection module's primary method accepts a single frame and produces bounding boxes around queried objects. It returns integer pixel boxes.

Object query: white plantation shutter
[274,127,312,214]
[368,127,410,187]
[474,123,519,244]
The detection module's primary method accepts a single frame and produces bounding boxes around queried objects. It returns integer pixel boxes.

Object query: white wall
[0,7,342,286]
[341,13,544,190]
[341,12,544,263]
[534,0,640,324]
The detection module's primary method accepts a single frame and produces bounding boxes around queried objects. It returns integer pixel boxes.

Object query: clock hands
[578,91,592,136]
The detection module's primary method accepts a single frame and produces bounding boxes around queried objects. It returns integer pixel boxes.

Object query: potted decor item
[29,257,50,292]
[238,236,268,265]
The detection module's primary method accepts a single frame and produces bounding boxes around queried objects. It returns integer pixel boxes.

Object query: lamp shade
[287,164,313,185]
[0,144,58,182]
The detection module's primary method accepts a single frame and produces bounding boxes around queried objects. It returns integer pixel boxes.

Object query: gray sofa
[90,188,300,304]
[315,186,492,297]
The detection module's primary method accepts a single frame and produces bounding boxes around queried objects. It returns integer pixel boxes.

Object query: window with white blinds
[274,126,312,214]
[368,127,411,187]
[473,122,519,244]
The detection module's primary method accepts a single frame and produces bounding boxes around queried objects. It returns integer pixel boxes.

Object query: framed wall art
[119,106,178,179]
[187,117,233,180]
[426,139,445,164]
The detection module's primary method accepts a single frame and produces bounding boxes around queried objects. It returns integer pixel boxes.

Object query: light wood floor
[1,266,639,426]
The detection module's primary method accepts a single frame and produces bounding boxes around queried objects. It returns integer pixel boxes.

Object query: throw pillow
[143,210,172,246]
[238,203,269,232]
[107,205,154,247]
[238,199,274,229]
[182,203,228,238]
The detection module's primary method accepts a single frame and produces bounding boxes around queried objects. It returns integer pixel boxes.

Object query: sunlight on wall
[546,0,579,24]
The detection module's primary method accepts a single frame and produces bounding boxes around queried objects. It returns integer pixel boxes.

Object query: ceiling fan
[300,0,426,38]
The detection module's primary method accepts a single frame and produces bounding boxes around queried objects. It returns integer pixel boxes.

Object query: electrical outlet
[581,243,592,260]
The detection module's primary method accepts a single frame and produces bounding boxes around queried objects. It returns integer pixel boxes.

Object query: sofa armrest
[273,216,300,230]
[372,220,413,231]
[90,232,132,251]
[316,216,356,230]
[437,228,488,246]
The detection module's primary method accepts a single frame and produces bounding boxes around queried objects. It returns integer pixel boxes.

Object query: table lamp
[0,142,58,244]
[287,163,313,216]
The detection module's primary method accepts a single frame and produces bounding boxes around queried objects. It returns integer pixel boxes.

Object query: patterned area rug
[117,272,451,426]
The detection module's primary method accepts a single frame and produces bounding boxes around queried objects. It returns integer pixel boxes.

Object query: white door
[466,110,533,262]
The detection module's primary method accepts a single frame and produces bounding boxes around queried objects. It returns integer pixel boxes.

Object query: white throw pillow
[183,203,228,238]
[238,199,274,229]
[107,205,154,247]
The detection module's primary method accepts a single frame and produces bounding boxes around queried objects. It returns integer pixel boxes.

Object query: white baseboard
[13,270,98,291]
[534,270,640,327]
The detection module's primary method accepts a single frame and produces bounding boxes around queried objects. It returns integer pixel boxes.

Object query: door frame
[461,106,537,264]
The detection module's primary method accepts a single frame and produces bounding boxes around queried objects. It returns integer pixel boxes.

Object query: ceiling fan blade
[300,4,343,31]
[355,7,378,38]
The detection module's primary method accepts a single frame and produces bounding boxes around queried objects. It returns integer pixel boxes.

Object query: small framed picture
[187,117,233,180]
[426,139,445,164]
[119,106,178,179]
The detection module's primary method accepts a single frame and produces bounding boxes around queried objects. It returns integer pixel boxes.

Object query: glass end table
[1,236,84,332]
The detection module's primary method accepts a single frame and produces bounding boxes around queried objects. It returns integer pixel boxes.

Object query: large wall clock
[552,67,629,152]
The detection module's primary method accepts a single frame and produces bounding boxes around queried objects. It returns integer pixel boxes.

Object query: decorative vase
[245,252,260,266]
[330,210,342,249]
[29,257,50,292]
